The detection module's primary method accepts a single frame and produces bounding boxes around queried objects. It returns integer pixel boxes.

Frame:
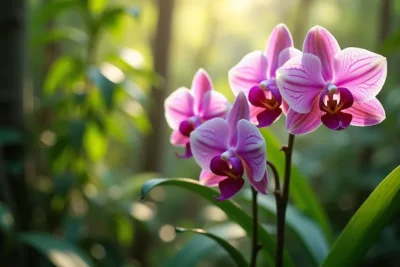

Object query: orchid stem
[275,133,295,267]
[250,186,261,267]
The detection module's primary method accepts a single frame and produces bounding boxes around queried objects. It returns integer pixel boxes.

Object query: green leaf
[19,232,95,267]
[97,7,139,29]
[261,129,332,242]
[32,27,88,47]
[0,202,14,234]
[68,120,87,149]
[141,178,294,266]
[175,227,249,267]
[88,68,117,110]
[242,192,329,266]
[83,123,108,161]
[0,128,22,146]
[44,56,84,95]
[88,0,107,15]
[322,166,400,267]
[167,224,246,267]
[32,0,84,26]
[114,214,134,245]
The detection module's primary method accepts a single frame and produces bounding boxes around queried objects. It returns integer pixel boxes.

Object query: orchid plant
[154,24,391,267]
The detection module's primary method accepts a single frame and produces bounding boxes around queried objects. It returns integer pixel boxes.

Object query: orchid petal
[164,87,194,130]
[235,119,266,182]
[228,51,268,95]
[200,170,227,187]
[201,90,230,120]
[286,99,323,135]
[265,24,294,77]
[226,92,250,146]
[249,171,268,195]
[278,47,302,68]
[276,54,325,114]
[250,106,266,125]
[176,143,193,159]
[282,99,289,115]
[214,177,245,201]
[303,26,340,81]
[334,48,387,103]
[192,69,213,113]
[256,108,282,128]
[347,98,386,126]
[190,118,230,170]
[248,86,271,108]
[170,130,189,146]
[321,112,352,130]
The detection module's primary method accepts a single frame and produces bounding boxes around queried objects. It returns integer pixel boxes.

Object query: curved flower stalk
[229,24,301,127]
[276,26,387,135]
[190,92,268,201]
[164,69,230,157]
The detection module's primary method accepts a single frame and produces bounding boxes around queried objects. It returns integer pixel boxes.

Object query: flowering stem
[250,186,261,267]
[275,133,295,267]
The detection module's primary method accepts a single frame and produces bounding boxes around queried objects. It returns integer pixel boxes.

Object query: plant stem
[275,134,295,267]
[250,186,260,267]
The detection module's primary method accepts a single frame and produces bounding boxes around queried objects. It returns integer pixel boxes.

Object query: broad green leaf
[141,178,294,266]
[175,227,249,267]
[97,7,140,29]
[0,202,14,234]
[261,129,332,242]
[32,27,88,46]
[88,0,107,15]
[242,192,329,266]
[88,68,117,110]
[19,232,95,267]
[322,166,400,267]
[32,0,84,26]
[44,56,84,95]
[167,224,246,267]
[114,214,134,245]
[83,123,108,162]
[0,128,22,145]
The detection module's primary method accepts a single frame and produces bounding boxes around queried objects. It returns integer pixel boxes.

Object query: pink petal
[265,24,294,77]
[278,47,302,68]
[190,118,230,170]
[347,98,386,126]
[176,143,193,159]
[170,130,189,146]
[214,177,245,201]
[226,92,250,146]
[286,99,323,135]
[276,54,325,114]
[228,51,268,95]
[201,91,230,120]
[334,48,387,103]
[164,87,194,130]
[249,171,268,195]
[303,26,340,81]
[250,106,265,124]
[235,120,266,182]
[200,170,227,187]
[191,69,213,113]
[256,108,282,128]
[282,99,289,115]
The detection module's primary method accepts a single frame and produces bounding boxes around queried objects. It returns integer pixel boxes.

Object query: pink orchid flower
[190,92,268,201]
[164,69,230,157]
[276,26,387,135]
[228,24,301,127]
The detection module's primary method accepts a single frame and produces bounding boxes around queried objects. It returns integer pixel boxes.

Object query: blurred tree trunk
[0,0,28,265]
[142,0,174,172]
[378,0,392,44]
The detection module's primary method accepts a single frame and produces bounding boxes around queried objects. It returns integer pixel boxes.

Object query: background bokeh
[1,0,400,266]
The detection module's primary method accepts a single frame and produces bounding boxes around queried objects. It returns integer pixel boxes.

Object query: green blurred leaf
[322,166,400,267]
[19,232,95,267]
[114,214,134,245]
[261,129,332,242]
[141,178,294,266]
[97,6,140,29]
[167,224,246,267]
[83,123,108,162]
[88,68,117,110]
[68,120,87,149]
[88,0,107,15]
[175,227,249,267]
[51,136,70,161]
[242,192,329,266]
[44,56,84,95]
[32,27,88,46]
[0,202,14,234]
[54,173,74,196]
[0,128,22,146]
[32,0,84,26]
[380,29,400,55]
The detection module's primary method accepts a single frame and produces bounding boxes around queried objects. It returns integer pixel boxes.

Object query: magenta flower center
[210,155,244,180]
[179,116,202,137]
[319,84,354,130]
